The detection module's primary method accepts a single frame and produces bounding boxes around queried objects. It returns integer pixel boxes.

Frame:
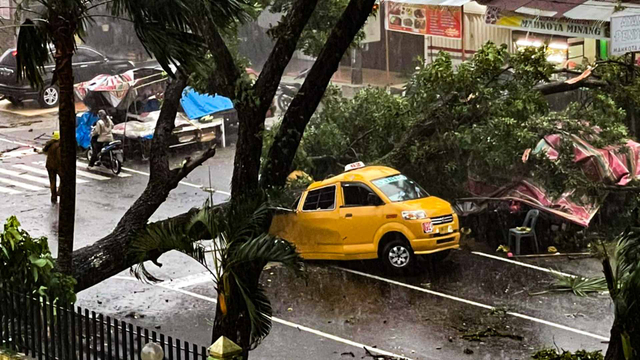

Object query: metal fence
[0,286,208,360]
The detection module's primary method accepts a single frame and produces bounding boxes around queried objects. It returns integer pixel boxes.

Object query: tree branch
[70,68,221,292]
[150,71,187,180]
[253,0,319,116]
[173,144,217,180]
[534,78,608,95]
[194,19,240,98]
[260,0,377,188]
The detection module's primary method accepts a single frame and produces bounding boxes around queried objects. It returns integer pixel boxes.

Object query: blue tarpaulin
[75,112,99,149]
[180,87,234,120]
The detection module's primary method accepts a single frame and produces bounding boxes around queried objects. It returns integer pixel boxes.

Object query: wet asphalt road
[0,111,614,359]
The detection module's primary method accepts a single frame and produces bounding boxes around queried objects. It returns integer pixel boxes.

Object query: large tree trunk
[230,105,265,198]
[229,0,319,199]
[51,21,77,275]
[605,322,624,360]
[211,262,266,359]
[72,73,217,291]
[260,0,377,188]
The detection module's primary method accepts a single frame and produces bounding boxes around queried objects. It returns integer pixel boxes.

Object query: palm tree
[603,227,640,360]
[14,0,251,274]
[130,198,305,358]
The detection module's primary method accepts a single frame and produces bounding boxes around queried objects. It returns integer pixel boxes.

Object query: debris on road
[532,348,604,360]
[530,274,608,297]
[463,348,474,355]
[0,146,19,155]
[125,311,145,319]
[363,347,406,360]
[462,327,523,342]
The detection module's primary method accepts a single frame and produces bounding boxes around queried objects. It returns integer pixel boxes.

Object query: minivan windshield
[371,174,429,202]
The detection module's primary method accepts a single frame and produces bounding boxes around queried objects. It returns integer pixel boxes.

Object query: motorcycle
[86,140,124,175]
[277,68,309,112]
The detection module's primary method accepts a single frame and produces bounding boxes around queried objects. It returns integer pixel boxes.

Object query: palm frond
[109,0,254,75]
[232,272,273,349]
[614,227,640,282]
[130,217,208,283]
[531,274,608,297]
[223,201,272,245]
[16,19,50,88]
[227,234,305,277]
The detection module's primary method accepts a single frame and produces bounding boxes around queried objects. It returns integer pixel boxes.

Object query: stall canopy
[469,132,640,227]
[386,0,470,4]
[180,87,234,120]
[478,0,640,20]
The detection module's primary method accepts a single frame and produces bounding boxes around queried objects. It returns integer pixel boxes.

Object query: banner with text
[611,13,640,55]
[386,2,462,39]
[484,6,608,39]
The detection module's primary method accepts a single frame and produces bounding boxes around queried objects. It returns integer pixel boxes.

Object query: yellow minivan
[269,163,460,271]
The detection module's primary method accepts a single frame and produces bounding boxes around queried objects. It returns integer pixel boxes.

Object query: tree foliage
[602,228,640,359]
[276,42,629,203]
[130,198,305,352]
[268,0,367,57]
[0,216,76,303]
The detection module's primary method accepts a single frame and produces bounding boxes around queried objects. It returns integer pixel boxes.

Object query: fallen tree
[71,72,219,291]
[67,0,377,292]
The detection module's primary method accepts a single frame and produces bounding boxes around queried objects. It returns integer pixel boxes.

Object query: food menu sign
[386,2,462,39]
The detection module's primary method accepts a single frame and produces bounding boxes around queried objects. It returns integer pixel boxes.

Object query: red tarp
[470,134,640,227]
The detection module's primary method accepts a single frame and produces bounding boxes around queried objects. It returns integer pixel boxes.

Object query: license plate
[422,221,433,234]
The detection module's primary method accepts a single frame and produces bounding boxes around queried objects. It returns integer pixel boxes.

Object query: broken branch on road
[462,327,524,342]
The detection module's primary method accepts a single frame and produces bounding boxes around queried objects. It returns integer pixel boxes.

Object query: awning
[479,0,640,21]
[386,0,470,5]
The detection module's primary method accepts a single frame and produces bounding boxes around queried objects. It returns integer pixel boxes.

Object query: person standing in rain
[88,110,114,168]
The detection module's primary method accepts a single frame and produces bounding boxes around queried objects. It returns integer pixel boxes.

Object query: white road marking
[123,166,231,196]
[0,148,38,158]
[112,275,416,360]
[0,137,40,150]
[334,267,610,342]
[0,168,88,184]
[74,168,111,181]
[0,176,45,191]
[163,271,214,289]
[94,161,231,196]
[0,185,21,194]
[13,164,111,181]
[470,251,577,278]
[75,161,132,178]
[2,137,226,195]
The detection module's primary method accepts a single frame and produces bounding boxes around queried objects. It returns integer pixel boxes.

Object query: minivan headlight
[402,210,426,220]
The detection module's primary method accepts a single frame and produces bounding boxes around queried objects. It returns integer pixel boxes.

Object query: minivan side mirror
[367,193,383,206]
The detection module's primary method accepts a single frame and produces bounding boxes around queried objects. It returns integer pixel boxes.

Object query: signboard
[362,13,381,43]
[611,14,640,56]
[484,6,608,39]
[386,2,462,39]
[0,0,10,20]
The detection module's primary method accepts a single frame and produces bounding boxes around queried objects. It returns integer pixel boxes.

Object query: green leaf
[29,254,48,268]
[32,267,38,282]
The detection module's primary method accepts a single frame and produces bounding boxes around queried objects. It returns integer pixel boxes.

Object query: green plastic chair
[508,209,540,255]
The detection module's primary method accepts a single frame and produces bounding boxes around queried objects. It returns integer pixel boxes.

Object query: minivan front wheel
[38,85,59,108]
[381,239,414,272]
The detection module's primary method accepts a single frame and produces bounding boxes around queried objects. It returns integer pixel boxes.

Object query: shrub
[0,216,76,303]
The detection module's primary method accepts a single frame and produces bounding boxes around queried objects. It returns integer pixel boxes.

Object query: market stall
[74,69,236,159]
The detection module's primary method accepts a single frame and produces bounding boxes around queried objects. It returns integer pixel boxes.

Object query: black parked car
[0,45,135,108]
